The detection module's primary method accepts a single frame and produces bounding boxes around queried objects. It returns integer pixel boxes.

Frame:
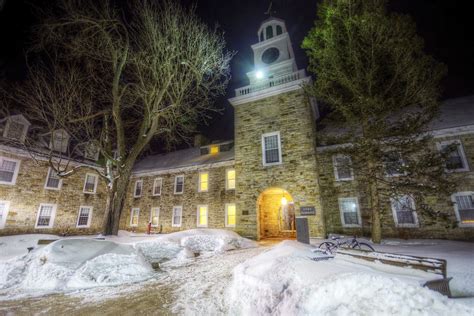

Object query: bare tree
[14,0,232,235]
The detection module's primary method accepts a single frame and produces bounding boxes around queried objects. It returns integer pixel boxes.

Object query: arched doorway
[258,188,296,239]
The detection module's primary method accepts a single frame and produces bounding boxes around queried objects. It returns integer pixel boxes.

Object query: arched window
[260,31,264,42]
[276,25,283,35]
[266,25,273,39]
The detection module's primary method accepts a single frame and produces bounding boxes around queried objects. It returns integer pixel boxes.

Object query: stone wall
[234,89,324,239]
[121,164,236,233]
[0,149,107,236]
[317,133,474,240]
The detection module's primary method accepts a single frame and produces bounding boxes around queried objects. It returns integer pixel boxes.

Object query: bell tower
[248,17,297,85]
[229,14,324,240]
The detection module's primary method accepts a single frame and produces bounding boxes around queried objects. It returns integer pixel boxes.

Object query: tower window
[262,131,282,166]
[266,25,273,39]
[260,31,264,42]
[276,25,282,35]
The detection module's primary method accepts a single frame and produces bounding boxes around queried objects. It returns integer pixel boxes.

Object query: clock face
[261,47,280,64]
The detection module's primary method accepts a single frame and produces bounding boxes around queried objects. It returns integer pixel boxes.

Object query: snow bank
[134,229,257,263]
[0,229,256,298]
[0,234,58,260]
[228,240,474,315]
[0,239,154,294]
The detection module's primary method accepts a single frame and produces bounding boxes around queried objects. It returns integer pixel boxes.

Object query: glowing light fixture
[210,145,219,154]
[281,197,288,206]
[256,70,264,79]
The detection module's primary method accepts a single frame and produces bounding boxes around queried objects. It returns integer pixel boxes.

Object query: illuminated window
[210,145,219,154]
[262,131,282,166]
[134,180,143,197]
[198,172,209,192]
[150,207,160,227]
[45,167,62,190]
[226,169,236,190]
[197,205,208,227]
[452,192,474,227]
[77,206,93,228]
[172,206,182,227]
[153,178,162,196]
[338,197,361,227]
[35,203,57,229]
[174,175,184,194]
[130,208,140,227]
[0,201,10,229]
[225,203,236,227]
[390,195,418,228]
[83,173,98,194]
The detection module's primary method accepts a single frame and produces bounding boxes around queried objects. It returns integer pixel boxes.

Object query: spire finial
[264,1,276,17]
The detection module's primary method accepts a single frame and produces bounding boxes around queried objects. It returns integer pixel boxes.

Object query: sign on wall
[300,206,316,216]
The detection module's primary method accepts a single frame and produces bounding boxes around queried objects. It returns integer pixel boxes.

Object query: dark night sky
[1,0,473,142]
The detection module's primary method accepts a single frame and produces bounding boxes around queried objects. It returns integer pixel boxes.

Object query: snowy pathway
[0,245,266,315]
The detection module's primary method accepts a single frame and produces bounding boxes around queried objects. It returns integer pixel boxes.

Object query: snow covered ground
[0,232,473,315]
[0,229,256,299]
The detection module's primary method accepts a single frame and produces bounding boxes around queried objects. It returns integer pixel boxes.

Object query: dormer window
[2,115,30,143]
[84,142,100,161]
[210,145,219,155]
[50,129,70,153]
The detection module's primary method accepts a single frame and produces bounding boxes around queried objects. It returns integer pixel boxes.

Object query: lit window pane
[199,173,209,192]
[227,204,236,226]
[227,169,236,190]
[198,206,208,226]
[455,194,474,224]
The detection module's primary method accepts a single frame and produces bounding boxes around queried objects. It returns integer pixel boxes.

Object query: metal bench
[336,248,452,297]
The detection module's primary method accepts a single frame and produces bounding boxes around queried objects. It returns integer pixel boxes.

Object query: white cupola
[248,17,297,85]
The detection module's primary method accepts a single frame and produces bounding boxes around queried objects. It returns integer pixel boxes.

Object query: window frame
[390,195,419,228]
[134,180,143,198]
[451,192,474,228]
[0,200,10,229]
[150,207,160,227]
[261,131,283,167]
[152,178,163,196]
[3,119,27,143]
[383,151,407,177]
[83,173,98,194]
[338,197,362,227]
[198,171,209,193]
[44,167,63,191]
[437,140,470,173]
[225,203,236,228]
[174,175,185,195]
[172,206,183,227]
[130,207,140,227]
[226,169,236,191]
[333,155,354,181]
[35,203,57,229]
[76,205,93,228]
[196,204,208,228]
[0,156,21,186]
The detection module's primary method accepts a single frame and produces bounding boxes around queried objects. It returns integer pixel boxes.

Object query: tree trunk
[367,157,382,243]
[103,168,132,235]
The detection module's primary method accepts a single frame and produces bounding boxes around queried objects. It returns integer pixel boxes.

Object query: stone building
[1,17,474,240]
[0,115,107,236]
